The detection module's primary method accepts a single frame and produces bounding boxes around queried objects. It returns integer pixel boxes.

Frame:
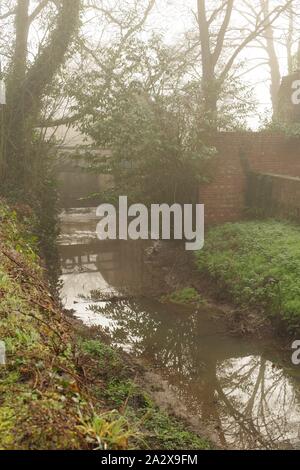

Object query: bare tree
[36,0,157,131]
[240,0,300,116]
[196,0,293,123]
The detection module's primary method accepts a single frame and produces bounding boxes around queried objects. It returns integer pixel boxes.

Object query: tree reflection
[91,299,300,449]
[59,229,300,450]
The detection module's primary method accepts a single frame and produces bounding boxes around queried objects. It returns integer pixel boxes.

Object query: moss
[105,379,139,408]
[196,220,300,333]
[80,339,121,368]
[0,407,15,449]
[138,405,211,450]
[162,287,205,306]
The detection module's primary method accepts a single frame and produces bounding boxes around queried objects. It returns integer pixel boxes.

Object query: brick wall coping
[213,130,300,138]
[252,172,300,182]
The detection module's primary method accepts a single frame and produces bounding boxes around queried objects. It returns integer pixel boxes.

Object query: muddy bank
[68,311,221,448]
[145,239,300,344]
[195,222,300,336]
[71,315,216,449]
[143,240,273,338]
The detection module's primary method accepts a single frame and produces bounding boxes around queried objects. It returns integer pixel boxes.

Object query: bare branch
[0,8,16,20]
[212,0,234,66]
[220,0,294,82]
[29,0,53,24]
[37,114,84,128]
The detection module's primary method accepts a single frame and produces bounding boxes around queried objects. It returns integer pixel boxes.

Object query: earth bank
[0,200,210,450]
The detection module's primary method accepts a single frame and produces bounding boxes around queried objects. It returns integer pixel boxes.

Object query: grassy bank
[0,201,210,450]
[196,221,300,333]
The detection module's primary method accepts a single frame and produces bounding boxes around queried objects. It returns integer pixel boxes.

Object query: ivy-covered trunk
[0,0,81,200]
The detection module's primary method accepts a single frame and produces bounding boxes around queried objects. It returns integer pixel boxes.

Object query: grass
[161,287,206,306]
[0,200,210,450]
[78,338,211,450]
[196,220,300,332]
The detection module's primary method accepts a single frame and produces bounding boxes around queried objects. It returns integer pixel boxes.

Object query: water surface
[59,207,300,450]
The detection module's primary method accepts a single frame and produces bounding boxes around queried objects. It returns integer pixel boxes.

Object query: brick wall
[248,172,300,222]
[200,132,300,225]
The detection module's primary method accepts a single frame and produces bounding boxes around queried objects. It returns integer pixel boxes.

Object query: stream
[59,207,300,450]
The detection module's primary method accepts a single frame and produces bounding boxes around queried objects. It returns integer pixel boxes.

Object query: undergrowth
[196,220,300,333]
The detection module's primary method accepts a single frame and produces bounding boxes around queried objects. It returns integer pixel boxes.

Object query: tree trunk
[2,0,81,199]
[202,76,219,121]
[261,0,281,117]
[197,0,218,125]
[1,0,30,186]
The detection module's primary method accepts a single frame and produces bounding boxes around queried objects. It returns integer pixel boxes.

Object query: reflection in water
[90,300,300,449]
[59,208,300,450]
